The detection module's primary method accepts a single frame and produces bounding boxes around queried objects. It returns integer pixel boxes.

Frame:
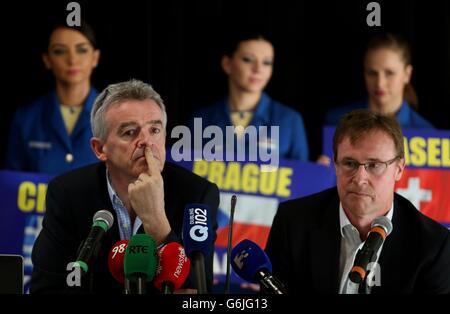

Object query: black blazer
[265,187,450,294]
[30,162,219,294]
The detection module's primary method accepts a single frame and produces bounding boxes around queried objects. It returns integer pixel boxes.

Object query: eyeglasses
[336,156,400,176]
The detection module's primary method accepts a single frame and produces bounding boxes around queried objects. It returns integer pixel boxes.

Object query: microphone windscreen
[108,240,128,284]
[182,204,213,256]
[372,216,393,236]
[231,239,272,283]
[93,210,114,230]
[154,242,191,291]
[124,234,158,282]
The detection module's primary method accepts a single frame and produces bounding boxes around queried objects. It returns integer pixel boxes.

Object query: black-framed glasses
[336,156,400,176]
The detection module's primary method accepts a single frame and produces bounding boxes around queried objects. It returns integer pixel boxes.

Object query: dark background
[2,0,449,165]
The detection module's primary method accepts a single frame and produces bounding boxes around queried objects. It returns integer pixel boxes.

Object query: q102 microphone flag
[182,203,213,293]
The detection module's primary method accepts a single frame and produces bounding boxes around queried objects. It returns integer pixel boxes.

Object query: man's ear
[90,137,107,161]
[395,158,406,181]
[221,55,232,75]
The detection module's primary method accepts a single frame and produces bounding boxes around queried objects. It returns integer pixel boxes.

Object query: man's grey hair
[91,79,167,140]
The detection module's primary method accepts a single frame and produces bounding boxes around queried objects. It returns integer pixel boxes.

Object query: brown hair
[333,109,404,161]
[365,33,418,109]
[42,19,98,53]
[223,30,271,57]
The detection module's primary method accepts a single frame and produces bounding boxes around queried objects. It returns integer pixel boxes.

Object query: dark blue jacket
[189,92,309,161]
[5,89,99,175]
[325,98,435,129]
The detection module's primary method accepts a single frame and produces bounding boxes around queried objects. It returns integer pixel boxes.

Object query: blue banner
[0,171,51,291]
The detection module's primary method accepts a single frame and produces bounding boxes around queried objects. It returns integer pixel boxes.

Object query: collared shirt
[338,203,394,294]
[324,98,435,129]
[106,170,142,240]
[189,92,309,161]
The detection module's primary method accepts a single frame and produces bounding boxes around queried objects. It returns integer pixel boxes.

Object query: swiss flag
[395,168,450,224]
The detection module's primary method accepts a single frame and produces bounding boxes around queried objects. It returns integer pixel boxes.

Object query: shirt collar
[339,202,394,238]
[106,169,143,238]
[106,169,123,207]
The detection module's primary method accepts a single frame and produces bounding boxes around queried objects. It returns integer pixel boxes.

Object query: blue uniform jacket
[324,98,435,129]
[189,92,309,161]
[5,88,99,175]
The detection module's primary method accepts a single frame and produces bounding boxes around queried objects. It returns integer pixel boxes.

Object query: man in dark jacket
[30,79,219,294]
[266,109,450,294]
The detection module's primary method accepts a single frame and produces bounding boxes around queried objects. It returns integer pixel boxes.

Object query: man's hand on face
[128,146,171,245]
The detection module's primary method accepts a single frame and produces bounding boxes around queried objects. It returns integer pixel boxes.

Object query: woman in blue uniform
[189,31,309,162]
[319,33,434,166]
[5,21,101,174]
[325,33,434,129]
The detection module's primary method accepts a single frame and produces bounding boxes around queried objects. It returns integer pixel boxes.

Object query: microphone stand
[193,252,207,294]
[123,279,131,294]
[225,195,237,294]
[136,277,146,294]
[163,282,174,294]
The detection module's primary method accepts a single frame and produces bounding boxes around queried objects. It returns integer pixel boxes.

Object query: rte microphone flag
[124,234,158,294]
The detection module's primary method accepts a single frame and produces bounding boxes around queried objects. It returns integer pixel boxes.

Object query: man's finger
[138,173,149,182]
[145,146,159,175]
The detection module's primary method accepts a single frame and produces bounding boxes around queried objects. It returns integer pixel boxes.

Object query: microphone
[231,239,287,294]
[74,210,114,274]
[153,242,191,294]
[225,195,237,294]
[107,240,131,294]
[348,216,393,287]
[124,234,159,294]
[182,203,213,294]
